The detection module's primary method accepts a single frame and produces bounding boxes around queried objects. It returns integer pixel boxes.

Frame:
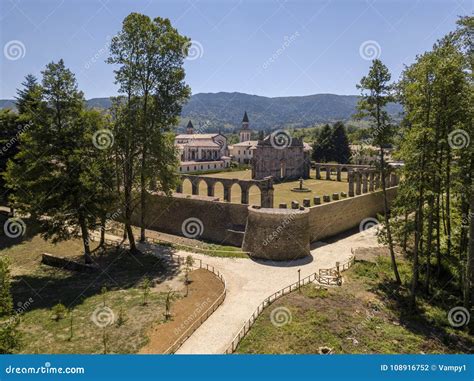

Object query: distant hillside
[1,92,402,132]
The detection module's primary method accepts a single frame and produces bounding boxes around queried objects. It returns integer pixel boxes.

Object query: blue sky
[0,0,471,99]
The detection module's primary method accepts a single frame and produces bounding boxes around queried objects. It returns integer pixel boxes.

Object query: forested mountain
[1,92,402,132]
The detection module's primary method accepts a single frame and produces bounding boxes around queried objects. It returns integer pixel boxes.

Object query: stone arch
[231,183,242,204]
[213,181,225,201]
[248,184,261,206]
[181,177,194,195]
[197,178,208,196]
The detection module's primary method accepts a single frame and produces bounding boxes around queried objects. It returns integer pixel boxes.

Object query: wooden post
[298,269,301,292]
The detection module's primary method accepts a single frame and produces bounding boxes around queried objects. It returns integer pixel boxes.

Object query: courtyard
[181,169,349,206]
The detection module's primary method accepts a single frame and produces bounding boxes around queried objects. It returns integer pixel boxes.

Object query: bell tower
[186,120,194,134]
[239,111,251,142]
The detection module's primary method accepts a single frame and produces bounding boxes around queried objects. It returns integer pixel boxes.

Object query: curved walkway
[96,227,380,354]
[172,229,380,354]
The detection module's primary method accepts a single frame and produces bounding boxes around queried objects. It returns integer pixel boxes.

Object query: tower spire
[239,111,251,142]
[186,120,194,134]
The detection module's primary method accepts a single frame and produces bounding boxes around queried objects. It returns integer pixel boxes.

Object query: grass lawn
[182,169,349,206]
[0,220,222,353]
[236,253,473,354]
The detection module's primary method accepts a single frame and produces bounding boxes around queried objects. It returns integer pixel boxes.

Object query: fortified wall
[133,185,398,260]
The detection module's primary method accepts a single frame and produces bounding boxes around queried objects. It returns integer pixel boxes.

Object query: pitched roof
[185,139,220,147]
[186,120,194,129]
[175,133,220,140]
[242,111,249,123]
[231,140,258,147]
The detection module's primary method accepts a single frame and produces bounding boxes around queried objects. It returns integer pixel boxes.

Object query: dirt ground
[139,268,225,353]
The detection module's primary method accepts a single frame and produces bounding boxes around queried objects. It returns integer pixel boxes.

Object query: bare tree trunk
[463,159,473,309]
[124,164,137,253]
[445,151,452,257]
[402,210,409,253]
[380,147,401,284]
[466,190,474,308]
[140,150,147,243]
[79,214,92,264]
[99,214,106,247]
[425,199,434,293]
[436,190,441,277]
[139,92,149,243]
[410,147,426,309]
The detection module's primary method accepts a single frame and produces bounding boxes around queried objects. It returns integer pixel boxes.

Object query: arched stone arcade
[176,174,274,208]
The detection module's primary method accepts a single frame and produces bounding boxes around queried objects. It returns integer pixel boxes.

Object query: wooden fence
[88,234,227,354]
[224,253,356,354]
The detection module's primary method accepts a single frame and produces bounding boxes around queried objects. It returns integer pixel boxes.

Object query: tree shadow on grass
[0,217,43,251]
[372,278,473,353]
[10,245,181,312]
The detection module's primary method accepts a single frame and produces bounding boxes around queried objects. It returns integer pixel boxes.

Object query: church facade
[251,135,311,181]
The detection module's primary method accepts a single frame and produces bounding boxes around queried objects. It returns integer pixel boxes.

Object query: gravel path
[172,228,380,354]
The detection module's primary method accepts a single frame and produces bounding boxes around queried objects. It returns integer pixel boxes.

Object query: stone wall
[131,192,249,247]
[308,187,398,242]
[242,206,310,260]
[131,187,398,258]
